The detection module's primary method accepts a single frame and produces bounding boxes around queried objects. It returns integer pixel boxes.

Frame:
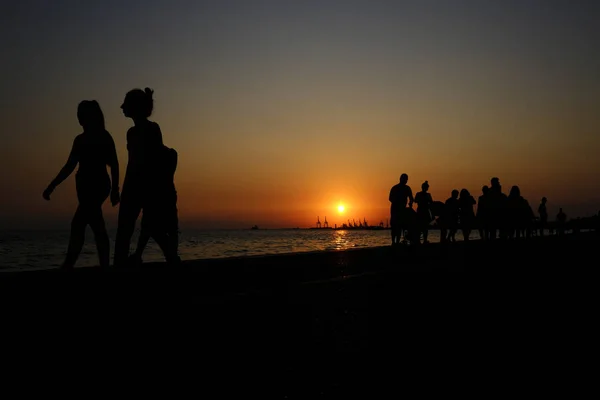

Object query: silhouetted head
[400,174,408,184]
[77,100,105,131]
[542,197,547,204]
[121,87,154,119]
[421,181,429,191]
[460,189,470,198]
[559,208,563,213]
[482,185,489,194]
[451,189,459,199]
[491,178,503,193]
[509,185,520,197]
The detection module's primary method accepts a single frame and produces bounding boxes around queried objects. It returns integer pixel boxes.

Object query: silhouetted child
[538,197,548,236]
[430,201,445,225]
[43,101,120,269]
[556,208,567,236]
[129,146,180,266]
[477,185,489,240]
[458,189,476,241]
[414,180,433,243]
[114,87,179,266]
[389,173,414,245]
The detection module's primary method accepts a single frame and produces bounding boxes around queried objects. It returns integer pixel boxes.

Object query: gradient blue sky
[1,0,599,229]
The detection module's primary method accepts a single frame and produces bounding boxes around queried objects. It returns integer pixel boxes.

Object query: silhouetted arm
[107,135,119,192]
[107,134,121,205]
[47,137,80,192]
[408,188,414,208]
[153,122,164,146]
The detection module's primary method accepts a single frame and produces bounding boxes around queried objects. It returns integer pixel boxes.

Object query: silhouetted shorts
[76,172,110,208]
[390,212,401,228]
[391,208,416,228]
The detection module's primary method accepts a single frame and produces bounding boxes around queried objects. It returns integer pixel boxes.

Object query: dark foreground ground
[1,232,598,395]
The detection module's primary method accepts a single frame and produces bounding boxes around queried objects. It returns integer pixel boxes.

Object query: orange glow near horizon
[2,3,600,230]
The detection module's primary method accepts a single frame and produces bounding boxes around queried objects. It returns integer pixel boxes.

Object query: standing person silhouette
[414,181,433,244]
[506,185,533,239]
[113,88,179,266]
[43,101,120,269]
[443,190,460,242]
[556,208,567,236]
[477,185,489,240]
[389,173,413,245]
[488,177,508,240]
[538,197,548,237]
[458,189,476,241]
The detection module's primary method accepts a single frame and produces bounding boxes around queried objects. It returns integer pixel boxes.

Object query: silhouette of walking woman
[113,88,179,266]
[43,101,120,269]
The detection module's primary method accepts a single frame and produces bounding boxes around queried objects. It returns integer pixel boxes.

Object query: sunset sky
[1,0,599,229]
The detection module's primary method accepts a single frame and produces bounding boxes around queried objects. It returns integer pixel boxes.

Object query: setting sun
[337,205,345,213]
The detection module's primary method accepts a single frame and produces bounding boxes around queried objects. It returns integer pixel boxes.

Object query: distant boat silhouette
[251,225,259,230]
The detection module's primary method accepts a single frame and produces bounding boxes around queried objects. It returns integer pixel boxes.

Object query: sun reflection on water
[334,229,350,250]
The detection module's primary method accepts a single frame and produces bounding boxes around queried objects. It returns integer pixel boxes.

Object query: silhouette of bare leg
[134,230,150,258]
[63,206,86,269]
[463,228,471,241]
[88,205,110,268]
[151,232,180,265]
[114,198,142,266]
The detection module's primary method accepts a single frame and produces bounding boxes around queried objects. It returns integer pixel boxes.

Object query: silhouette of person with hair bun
[43,100,120,269]
[114,88,180,266]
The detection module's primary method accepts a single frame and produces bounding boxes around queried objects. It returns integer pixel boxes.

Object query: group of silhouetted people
[389,174,568,245]
[43,88,180,269]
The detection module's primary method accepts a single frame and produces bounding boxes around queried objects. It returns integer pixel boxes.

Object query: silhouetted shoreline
[5,230,597,277]
[3,231,597,393]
